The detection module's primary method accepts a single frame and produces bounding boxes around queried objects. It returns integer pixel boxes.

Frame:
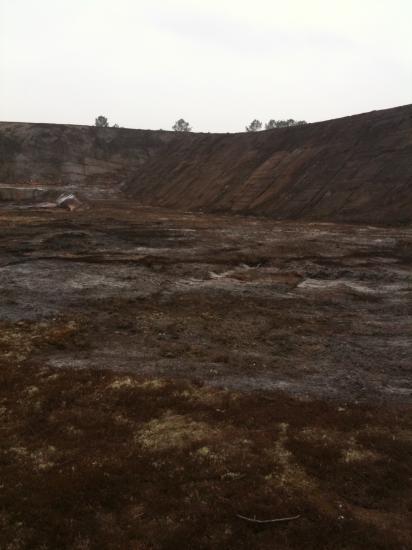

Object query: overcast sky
[1,0,411,132]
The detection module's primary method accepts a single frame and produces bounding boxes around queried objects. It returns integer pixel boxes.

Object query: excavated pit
[0,107,411,549]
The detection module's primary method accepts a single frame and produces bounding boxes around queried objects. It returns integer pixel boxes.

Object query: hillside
[126,105,412,224]
[1,104,411,223]
[0,122,180,196]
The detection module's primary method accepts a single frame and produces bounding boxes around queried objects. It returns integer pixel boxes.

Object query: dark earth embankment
[1,104,412,223]
[0,122,181,196]
[126,105,412,224]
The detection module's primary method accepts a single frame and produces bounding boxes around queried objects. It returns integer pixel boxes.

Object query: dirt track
[1,201,411,548]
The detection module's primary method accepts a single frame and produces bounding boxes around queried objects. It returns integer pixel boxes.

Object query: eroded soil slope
[0,122,182,196]
[126,104,412,224]
[0,201,411,549]
[2,104,412,223]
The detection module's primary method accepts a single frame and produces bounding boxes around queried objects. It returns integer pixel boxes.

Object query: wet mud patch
[0,260,165,320]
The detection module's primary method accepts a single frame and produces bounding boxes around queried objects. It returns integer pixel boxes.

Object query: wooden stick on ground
[236,514,301,524]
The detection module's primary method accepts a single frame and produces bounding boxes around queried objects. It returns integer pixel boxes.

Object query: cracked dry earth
[0,200,411,549]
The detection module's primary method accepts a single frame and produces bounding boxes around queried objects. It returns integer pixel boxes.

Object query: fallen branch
[236,514,300,524]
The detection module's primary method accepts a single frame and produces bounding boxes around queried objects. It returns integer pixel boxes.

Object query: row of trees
[94,115,189,131]
[94,116,307,132]
[246,119,307,132]
[94,116,192,131]
[170,118,308,133]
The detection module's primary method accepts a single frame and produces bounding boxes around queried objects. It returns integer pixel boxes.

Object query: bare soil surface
[1,201,411,403]
[1,201,411,549]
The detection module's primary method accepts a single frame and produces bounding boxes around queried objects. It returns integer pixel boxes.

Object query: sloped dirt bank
[2,104,412,223]
[125,104,412,225]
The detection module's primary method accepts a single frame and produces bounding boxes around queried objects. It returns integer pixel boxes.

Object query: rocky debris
[56,193,83,211]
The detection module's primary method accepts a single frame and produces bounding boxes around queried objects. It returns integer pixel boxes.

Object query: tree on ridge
[245,119,263,132]
[265,119,307,129]
[172,119,192,132]
[95,115,109,127]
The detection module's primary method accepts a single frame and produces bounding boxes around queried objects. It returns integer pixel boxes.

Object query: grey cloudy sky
[1,0,411,132]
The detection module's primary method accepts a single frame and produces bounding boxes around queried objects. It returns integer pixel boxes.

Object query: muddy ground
[0,201,411,549]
